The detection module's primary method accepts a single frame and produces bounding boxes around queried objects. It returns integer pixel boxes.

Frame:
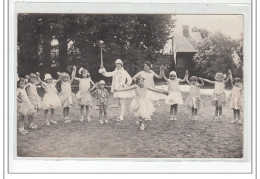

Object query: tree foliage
[192,32,243,79]
[17,14,175,80]
[191,26,210,39]
[17,14,42,76]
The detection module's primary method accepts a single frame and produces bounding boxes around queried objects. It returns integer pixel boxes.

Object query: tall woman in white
[99,59,133,121]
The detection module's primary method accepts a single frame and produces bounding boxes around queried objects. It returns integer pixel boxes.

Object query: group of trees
[18,14,175,80]
[18,14,243,82]
[192,30,243,79]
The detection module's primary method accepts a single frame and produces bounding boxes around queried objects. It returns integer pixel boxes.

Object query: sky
[173,15,243,40]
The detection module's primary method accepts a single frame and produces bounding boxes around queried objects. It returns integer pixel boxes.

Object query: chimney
[183,25,189,37]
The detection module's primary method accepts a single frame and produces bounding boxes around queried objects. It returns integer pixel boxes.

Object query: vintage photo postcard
[7,0,253,174]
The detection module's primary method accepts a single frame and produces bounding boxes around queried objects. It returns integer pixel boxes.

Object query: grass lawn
[17,90,243,158]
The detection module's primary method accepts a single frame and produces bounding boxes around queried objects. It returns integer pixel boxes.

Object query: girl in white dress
[185,75,204,120]
[25,73,42,129]
[58,66,76,123]
[132,61,166,107]
[161,67,188,121]
[114,77,168,131]
[200,69,231,120]
[74,66,96,122]
[26,73,42,110]
[99,59,133,121]
[229,72,243,124]
[17,77,35,135]
[38,73,62,126]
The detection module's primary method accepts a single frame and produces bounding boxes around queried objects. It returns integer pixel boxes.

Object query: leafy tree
[192,32,239,79]
[236,33,243,66]
[191,26,210,39]
[232,33,243,79]
[17,14,42,76]
[70,14,175,80]
[17,14,175,81]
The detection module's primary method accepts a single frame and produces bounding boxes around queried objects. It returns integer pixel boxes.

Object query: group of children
[17,59,243,134]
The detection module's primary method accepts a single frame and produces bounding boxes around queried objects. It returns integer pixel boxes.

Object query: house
[155,25,202,78]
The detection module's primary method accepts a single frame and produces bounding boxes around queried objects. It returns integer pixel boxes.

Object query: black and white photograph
[15,13,245,159]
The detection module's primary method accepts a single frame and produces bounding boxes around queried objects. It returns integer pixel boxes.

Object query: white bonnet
[44,74,53,81]
[169,71,177,77]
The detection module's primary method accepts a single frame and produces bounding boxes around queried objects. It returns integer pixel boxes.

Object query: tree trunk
[42,37,52,74]
[58,36,68,72]
[41,16,53,75]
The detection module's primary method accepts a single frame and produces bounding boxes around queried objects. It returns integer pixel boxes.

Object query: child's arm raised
[185,70,192,85]
[36,73,46,88]
[186,79,191,85]
[73,66,82,81]
[148,87,168,95]
[54,72,62,83]
[179,70,189,82]
[160,66,168,81]
[198,77,205,87]
[70,66,77,83]
[152,70,161,79]
[225,69,232,85]
[200,77,215,84]
[114,85,137,92]
[158,65,164,79]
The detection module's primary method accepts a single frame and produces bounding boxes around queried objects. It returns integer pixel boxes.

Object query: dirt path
[17,93,243,158]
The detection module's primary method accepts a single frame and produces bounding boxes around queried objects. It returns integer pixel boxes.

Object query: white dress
[59,82,76,107]
[229,86,243,109]
[135,71,166,100]
[130,85,155,119]
[101,67,135,98]
[76,78,92,105]
[42,82,62,110]
[17,88,35,117]
[26,83,42,110]
[165,79,184,105]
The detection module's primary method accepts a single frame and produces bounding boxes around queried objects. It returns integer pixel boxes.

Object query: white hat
[169,71,177,77]
[62,72,69,77]
[115,59,123,65]
[99,80,105,85]
[44,74,53,81]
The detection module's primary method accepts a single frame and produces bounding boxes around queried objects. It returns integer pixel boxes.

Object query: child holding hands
[74,66,96,122]
[38,73,61,126]
[229,71,243,124]
[200,70,231,120]
[58,66,77,123]
[161,66,188,121]
[93,80,109,124]
[17,77,35,134]
[114,76,167,131]
[185,73,204,120]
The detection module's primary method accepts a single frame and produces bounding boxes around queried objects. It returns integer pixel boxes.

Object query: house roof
[162,26,202,55]
[173,33,197,53]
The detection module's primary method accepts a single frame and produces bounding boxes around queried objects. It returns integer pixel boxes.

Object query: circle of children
[17,58,243,135]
